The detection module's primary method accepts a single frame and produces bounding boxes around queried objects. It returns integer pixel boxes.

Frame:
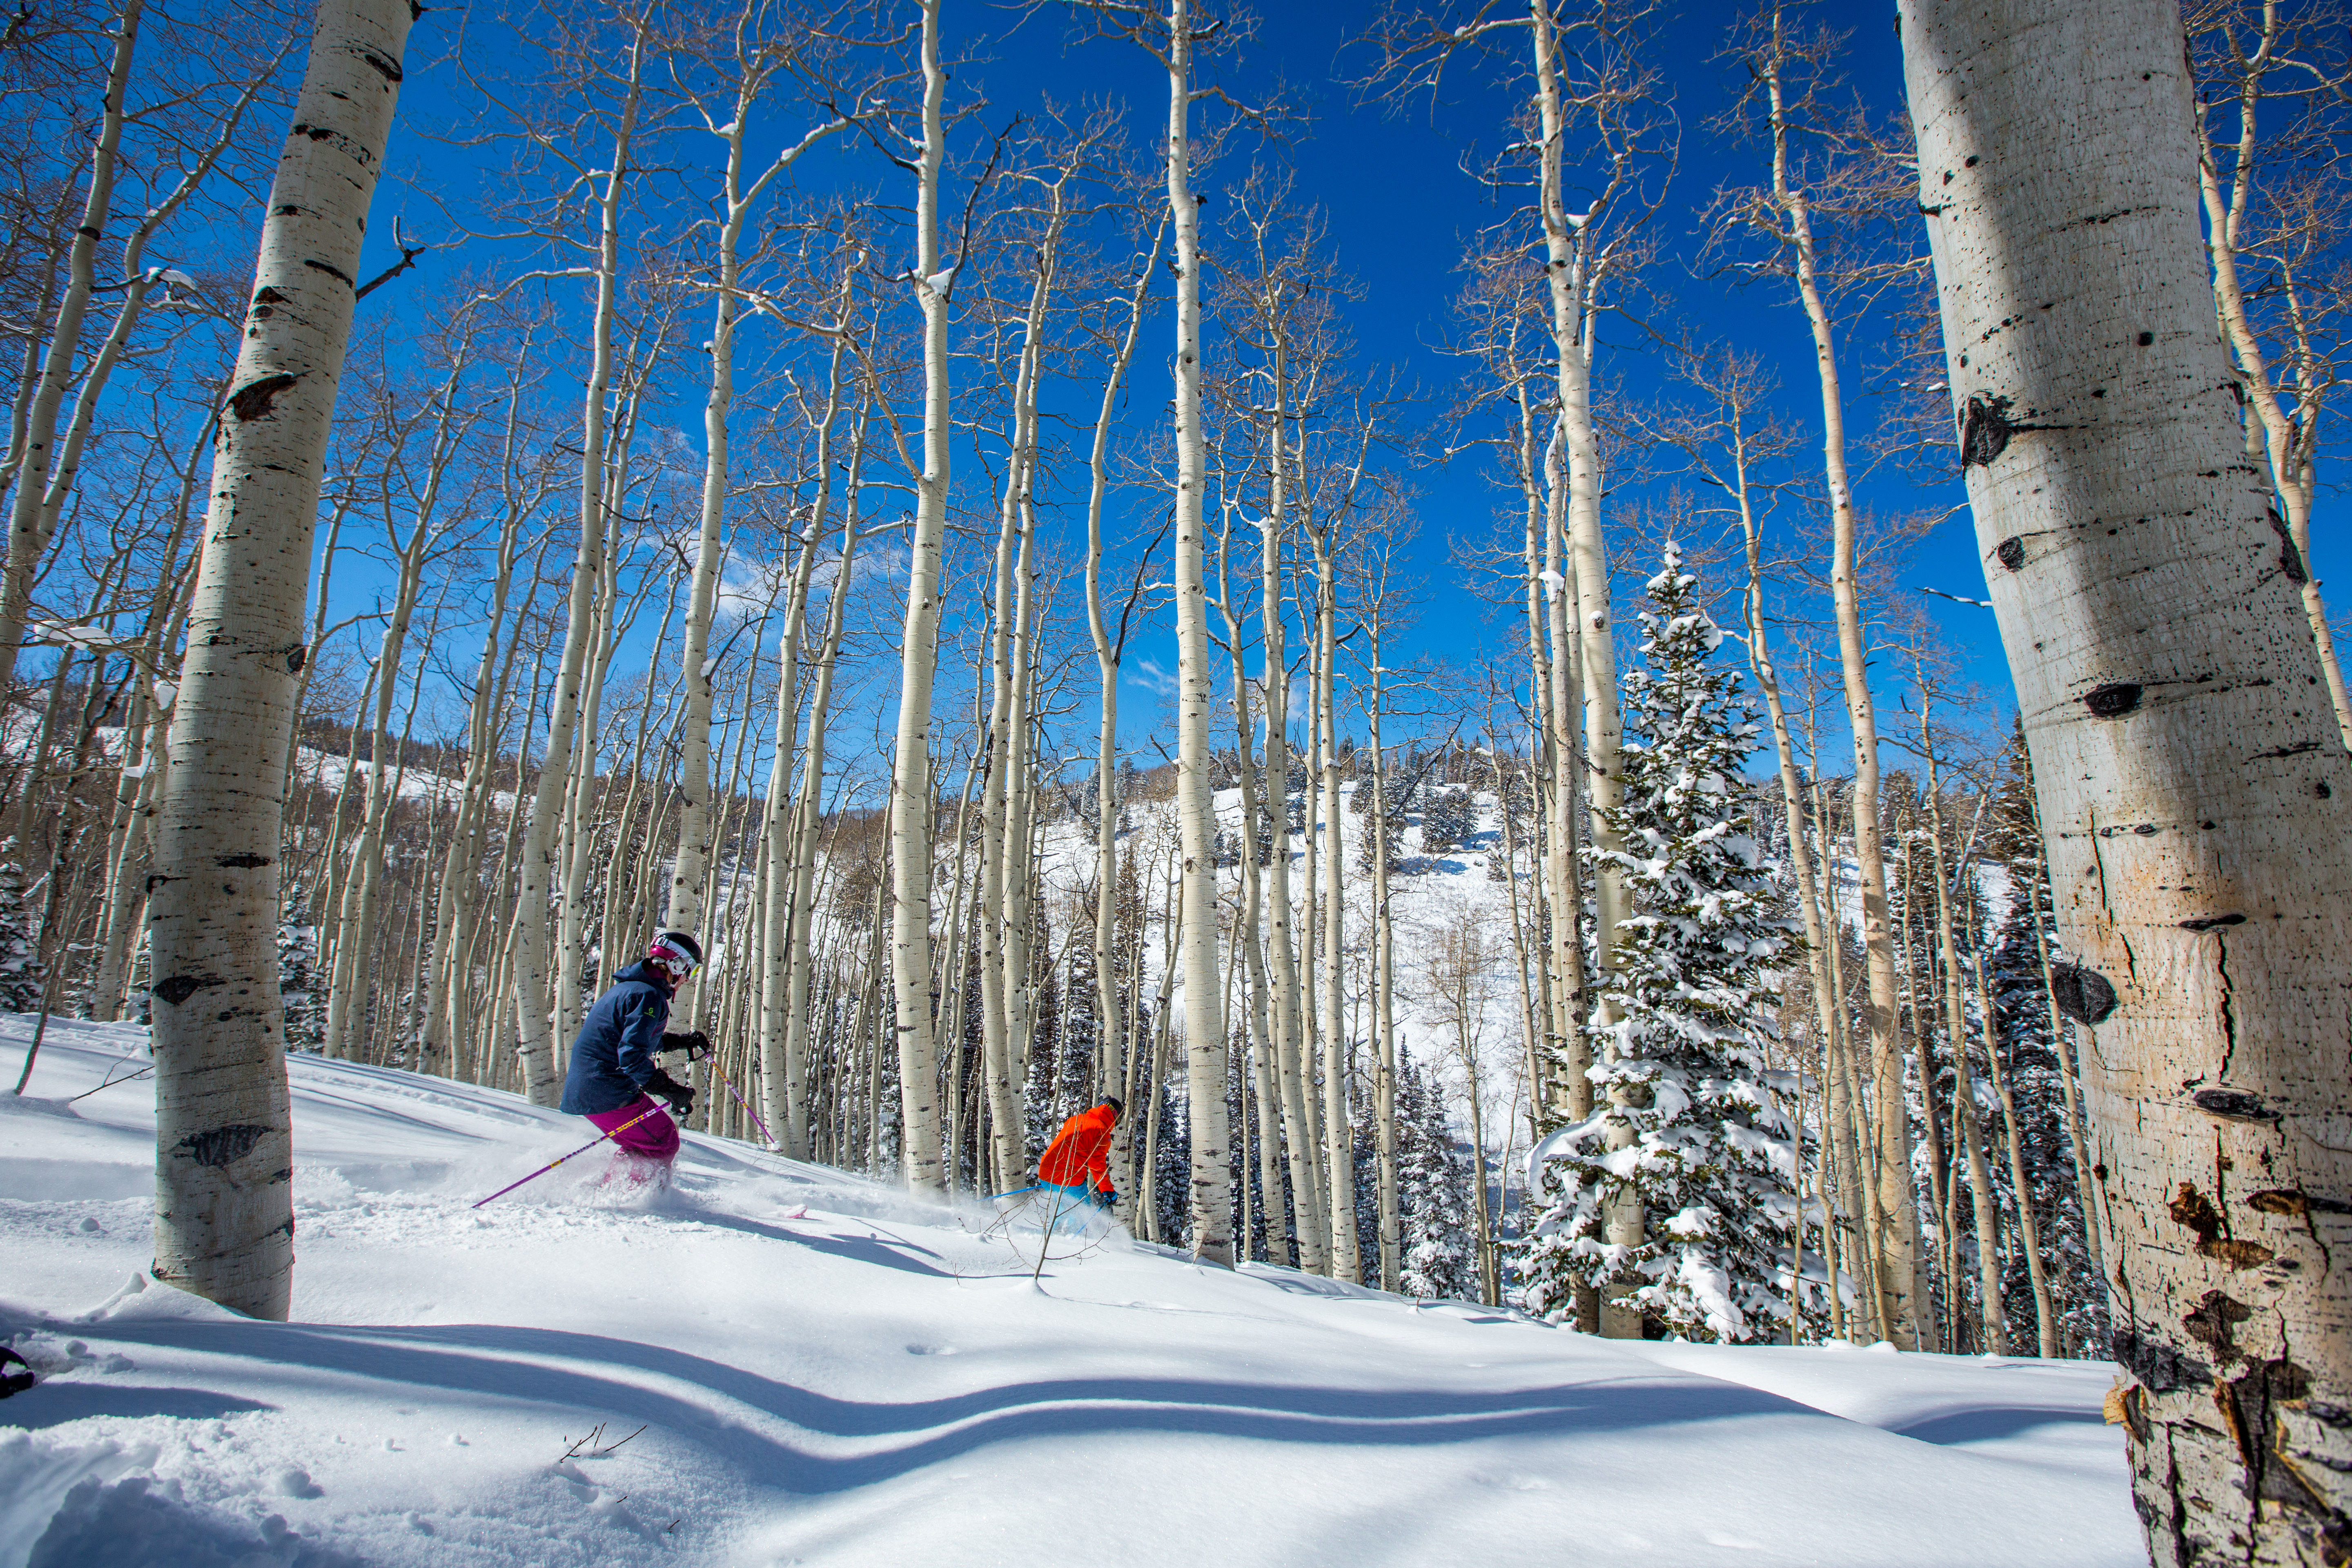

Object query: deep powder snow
[2,1020,2139,1567]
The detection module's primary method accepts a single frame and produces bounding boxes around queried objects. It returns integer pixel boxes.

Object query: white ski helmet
[649,928,704,980]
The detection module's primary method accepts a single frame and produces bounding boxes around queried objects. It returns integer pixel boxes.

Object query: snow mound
[1,1019,2141,1566]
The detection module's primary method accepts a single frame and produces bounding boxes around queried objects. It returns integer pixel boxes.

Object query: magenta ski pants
[586,1095,679,1165]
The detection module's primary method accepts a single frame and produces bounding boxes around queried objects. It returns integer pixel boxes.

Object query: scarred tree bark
[1902,2,2352,1561]
[147,0,411,1319]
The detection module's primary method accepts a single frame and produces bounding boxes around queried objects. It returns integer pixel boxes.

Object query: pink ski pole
[472,1101,669,1209]
[703,1057,776,1149]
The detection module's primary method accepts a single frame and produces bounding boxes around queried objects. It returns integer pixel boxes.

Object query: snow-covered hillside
[4,1020,2138,1566]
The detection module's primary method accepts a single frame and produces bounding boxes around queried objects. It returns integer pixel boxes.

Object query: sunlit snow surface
[3,1020,2139,1567]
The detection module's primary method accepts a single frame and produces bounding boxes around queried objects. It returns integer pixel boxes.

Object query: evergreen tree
[0,842,44,1013]
[278,887,324,1054]
[1521,542,1821,1343]
[1984,725,2109,1356]
[1396,1056,1476,1300]
[1418,784,1474,856]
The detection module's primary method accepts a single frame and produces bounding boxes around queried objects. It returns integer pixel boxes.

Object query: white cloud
[1129,657,1178,699]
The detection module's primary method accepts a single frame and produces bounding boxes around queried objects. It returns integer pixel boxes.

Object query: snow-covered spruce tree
[1521,543,1821,1343]
[1396,1056,1476,1301]
[1418,785,1474,857]
[0,844,44,1012]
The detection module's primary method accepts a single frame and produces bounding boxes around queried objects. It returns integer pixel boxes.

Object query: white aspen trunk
[1790,205,1922,1352]
[1731,412,1856,1338]
[883,0,952,1197]
[1815,773,1886,1341]
[1298,614,1331,1258]
[1313,531,1359,1283]
[1539,425,1586,1137]
[1368,656,1399,1292]
[999,513,1042,1133]
[1750,9,1926,1345]
[1258,418,1325,1275]
[1165,0,1231,1265]
[325,374,465,1060]
[511,28,645,1104]
[92,421,207,1021]
[1528,0,1635,1332]
[0,0,143,702]
[1085,228,1158,1227]
[1904,2,2352,1555]
[1510,386,1559,1129]
[976,302,1040,1188]
[420,388,539,1076]
[668,92,847,1012]
[555,536,630,1043]
[762,301,856,1159]
[1927,783,2005,1354]
[147,0,410,1319]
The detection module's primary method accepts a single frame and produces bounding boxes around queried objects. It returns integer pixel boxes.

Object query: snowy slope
[3,1020,2139,1568]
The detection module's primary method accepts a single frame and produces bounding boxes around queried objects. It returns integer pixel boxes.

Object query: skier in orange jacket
[1036,1099,1121,1214]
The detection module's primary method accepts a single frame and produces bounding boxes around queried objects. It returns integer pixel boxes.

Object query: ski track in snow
[1,1020,2137,1567]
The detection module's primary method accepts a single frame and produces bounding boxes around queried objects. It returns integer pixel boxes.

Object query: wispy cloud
[1129,657,1178,699]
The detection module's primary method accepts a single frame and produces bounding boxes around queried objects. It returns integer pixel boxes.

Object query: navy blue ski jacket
[559,960,675,1116]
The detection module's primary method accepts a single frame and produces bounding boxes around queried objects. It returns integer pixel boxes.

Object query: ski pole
[472,1102,669,1209]
[702,1057,775,1149]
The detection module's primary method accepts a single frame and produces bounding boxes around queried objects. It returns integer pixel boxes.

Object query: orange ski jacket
[1037,1103,1118,1191]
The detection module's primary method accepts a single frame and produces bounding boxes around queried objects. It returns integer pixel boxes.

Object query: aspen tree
[665,21,850,1020]
[1071,0,1244,1264]
[881,0,953,1196]
[0,0,144,704]
[1084,218,1165,1226]
[512,13,651,1103]
[1726,0,1926,1346]
[323,350,479,1062]
[419,359,552,1076]
[89,419,209,1022]
[977,153,1076,1190]
[2190,0,2352,750]
[1310,513,1358,1282]
[764,285,863,1160]
[146,0,412,1319]
[1902,1,2352,1556]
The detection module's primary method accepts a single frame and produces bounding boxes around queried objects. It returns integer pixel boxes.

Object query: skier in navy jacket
[559,928,711,1187]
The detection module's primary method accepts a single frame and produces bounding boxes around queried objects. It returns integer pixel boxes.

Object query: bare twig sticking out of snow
[560,1421,646,1461]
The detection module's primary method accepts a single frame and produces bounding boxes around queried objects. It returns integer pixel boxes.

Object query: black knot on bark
[2112,1328,2211,1392]
[227,373,300,423]
[2179,912,2246,931]
[2192,1087,2279,1122]
[1994,537,2025,570]
[174,1123,269,1168]
[2267,510,2309,586]
[150,973,222,1007]
[2082,682,2143,717]
[1958,394,2015,468]
[2049,963,2118,1024]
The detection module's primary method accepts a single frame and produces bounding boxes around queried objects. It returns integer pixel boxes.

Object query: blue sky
[338,0,2235,777]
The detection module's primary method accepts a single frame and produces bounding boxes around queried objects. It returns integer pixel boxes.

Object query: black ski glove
[1092,1186,1117,1212]
[642,1067,695,1121]
[659,1029,713,1062]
